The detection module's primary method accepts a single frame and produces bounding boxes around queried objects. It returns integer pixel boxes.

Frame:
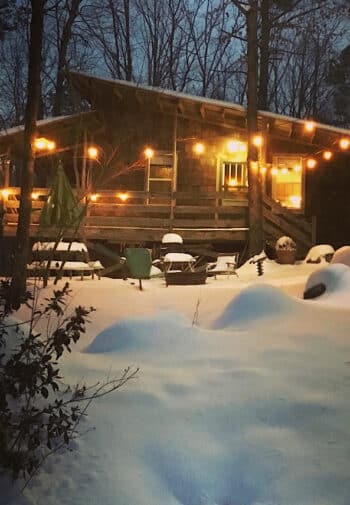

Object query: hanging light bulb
[87,146,98,159]
[306,158,317,169]
[252,134,263,147]
[144,147,154,159]
[304,121,316,133]
[193,142,205,155]
[322,150,333,161]
[339,138,350,150]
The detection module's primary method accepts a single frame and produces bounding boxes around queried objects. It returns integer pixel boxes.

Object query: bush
[0,281,137,482]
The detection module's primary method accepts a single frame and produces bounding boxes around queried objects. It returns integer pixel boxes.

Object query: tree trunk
[11,0,45,309]
[247,0,264,258]
[258,0,270,110]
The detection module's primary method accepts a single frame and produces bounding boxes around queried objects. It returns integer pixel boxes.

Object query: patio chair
[206,253,239,279]
[125,247,152,290]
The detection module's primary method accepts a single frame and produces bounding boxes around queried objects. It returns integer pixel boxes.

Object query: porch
[1,186,315,253]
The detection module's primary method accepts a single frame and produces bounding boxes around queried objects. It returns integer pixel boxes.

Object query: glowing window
[272,156,303,209]
[222,162,248,189]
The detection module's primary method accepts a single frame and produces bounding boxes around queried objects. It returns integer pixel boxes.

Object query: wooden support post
[170,114,178,227]
[82,129,87,194]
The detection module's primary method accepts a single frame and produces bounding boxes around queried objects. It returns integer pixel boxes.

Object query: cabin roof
[68,70,350,150]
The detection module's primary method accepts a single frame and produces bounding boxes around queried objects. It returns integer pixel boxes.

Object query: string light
[322,150,333,161]
[271,168,278,176]
[280,167,289,174]
[0,189,10,198]
[228,178,237,186]
[47,141,56,151]
[144,147,154,159]
[252,135,263,147]
[34,137,56,151]
[90,193,98,202]
[31,192,39,200]
[304,121,316,133]
[227,140,239,153]
[293,164,302,172]
[193,142,205,155]
[306,158,317,169]
[339,138,350,150]
[260,166,267,174]
[87,146,98,159]
[117,192,129,202]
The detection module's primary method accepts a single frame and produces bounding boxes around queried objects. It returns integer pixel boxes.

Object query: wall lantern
[144,147,154,159]
[339,138,350,150]
[252,135,263,147]
[322,150,333,161]
[193,142,205,155]
[306,158,317,169]
[87,146,99,159]
[304,121,315,133]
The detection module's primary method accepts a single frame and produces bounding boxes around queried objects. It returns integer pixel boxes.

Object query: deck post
[170,114,178,228]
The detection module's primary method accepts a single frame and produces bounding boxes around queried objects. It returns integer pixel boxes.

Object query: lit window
[272,156,303,209]
[222,162,248,189]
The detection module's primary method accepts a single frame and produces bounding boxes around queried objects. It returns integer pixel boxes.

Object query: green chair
[125,248,152,290]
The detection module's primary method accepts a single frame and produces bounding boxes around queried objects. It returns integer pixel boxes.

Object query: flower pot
[276,249,296,264]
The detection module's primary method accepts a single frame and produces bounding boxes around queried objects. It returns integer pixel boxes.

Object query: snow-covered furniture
[161,233,184,255]
[28,241,104,280]
[305,244,334,263]
[206,253,239,278]
[163,252,196,272]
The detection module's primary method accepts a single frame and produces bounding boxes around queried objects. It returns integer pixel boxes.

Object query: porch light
[271,168,278,175]
[304,121,315,133]
[252,135,263,147]
[87,146,98,159]
[293,164,302,172]
[0,188,10,198]
[144,147,154,159]
[339,138,350,150]
[306,158,317,169]
[193,142,205,155]
[323,150,333,161]
[31,192,39,200]
[90,193,98,202]
[117,192,129,202]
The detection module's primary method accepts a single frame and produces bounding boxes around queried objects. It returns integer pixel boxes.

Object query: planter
[165,270,207,286]
[276,249,296,265]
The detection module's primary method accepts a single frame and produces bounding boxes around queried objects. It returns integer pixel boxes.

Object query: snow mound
[85,312,197,354]
[304,263,350,301]
[213,284,300,328]
[304,244,334,263]
[331,246,350,267]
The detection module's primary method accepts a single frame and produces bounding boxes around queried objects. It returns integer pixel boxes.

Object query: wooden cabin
[1,71,350,258]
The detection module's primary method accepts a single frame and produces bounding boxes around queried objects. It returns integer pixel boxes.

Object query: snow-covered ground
[3,258,350,505]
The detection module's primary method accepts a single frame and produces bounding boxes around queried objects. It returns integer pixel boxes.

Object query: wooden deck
[1,187,315,251]
[2,188,250,243]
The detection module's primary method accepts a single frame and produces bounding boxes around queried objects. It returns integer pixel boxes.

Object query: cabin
[1,71,350,260]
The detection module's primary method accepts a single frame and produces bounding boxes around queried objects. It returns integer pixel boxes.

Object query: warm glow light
[281,167,289,174]
[252,135,263,147]
[228,178,237,186]
[87,146,98,159]
[323,150,333,161]
[117,192,129,202]
[34,138,47,150]
[271,168,278,176]
[306,158,317,169]
[289,195,302,207]
[293,164,302,172]
[90,193,98,202]
[227,140,239,153]
[304,121,316,133]
[144,147,154,159]
[1,189,10,198]
[31,192,39,200]
[47,141,56,151]
[260,166,267,174]
[250,161,259,171]
[339,138,350,150]
[193,142,205,155]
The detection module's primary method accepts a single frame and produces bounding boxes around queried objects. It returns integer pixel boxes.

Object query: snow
[32,241,88,252]
[304,244,335,263]
[163,252,195,262]
[331,245,350,267]
[162,233,183,244]
[4,257,350,505]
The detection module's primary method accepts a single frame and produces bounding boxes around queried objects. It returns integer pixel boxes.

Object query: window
[271,156,303,210]
[222,162,248,189]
